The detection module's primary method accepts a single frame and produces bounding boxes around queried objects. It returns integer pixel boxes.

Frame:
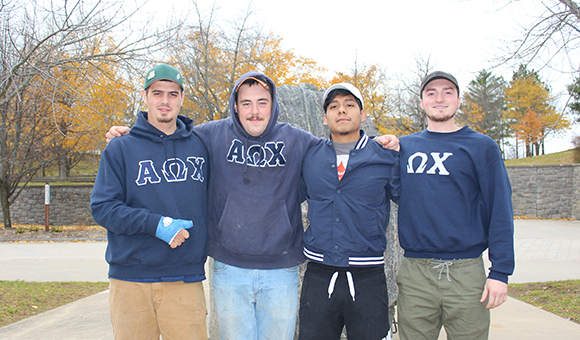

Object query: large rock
[277,83,380,138]
[208,83,403,339]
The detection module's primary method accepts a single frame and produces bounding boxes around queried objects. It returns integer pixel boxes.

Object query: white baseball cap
[322,83,364,110]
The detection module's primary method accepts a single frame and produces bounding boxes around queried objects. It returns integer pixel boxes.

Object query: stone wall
[507,164,580,220]
[1,185,95,226]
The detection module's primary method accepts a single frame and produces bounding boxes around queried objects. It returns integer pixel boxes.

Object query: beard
[157,116,175,124]
[427,111,455,123]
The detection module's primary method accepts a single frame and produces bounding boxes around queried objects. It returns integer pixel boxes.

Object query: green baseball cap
[144,64,183,90]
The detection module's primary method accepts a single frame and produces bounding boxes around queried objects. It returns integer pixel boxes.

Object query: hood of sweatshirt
[130,111,195,142]
[228,71,280,141]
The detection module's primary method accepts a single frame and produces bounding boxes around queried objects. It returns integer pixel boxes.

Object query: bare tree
[499,0,580,72]
[173,0,262,122]
[174,1,329,124]
[388,55,435,135]
[0,0,182,228]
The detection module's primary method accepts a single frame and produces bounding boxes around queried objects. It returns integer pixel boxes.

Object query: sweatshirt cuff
[146,214,163,236]
[488,270,509,284]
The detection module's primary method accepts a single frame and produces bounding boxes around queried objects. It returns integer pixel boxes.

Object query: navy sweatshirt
[91,112,209,279]
[397,126,514,283]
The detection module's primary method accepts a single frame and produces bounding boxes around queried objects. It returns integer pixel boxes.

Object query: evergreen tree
[457,70,508,155]
[568,76,580,123]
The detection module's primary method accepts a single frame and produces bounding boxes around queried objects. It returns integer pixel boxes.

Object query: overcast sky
[144,0,579,153]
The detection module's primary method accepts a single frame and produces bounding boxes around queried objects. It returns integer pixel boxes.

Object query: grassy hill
[504,149,577,166]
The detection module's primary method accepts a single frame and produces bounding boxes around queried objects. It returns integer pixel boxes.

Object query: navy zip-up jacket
[302,131,400,267]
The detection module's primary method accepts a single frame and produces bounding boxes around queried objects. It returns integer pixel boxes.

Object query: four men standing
[98,67,514,340]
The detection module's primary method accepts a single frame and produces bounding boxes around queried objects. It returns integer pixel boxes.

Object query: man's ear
[361,109,367,122]
[323,113,328,126]
[141,89,147,105]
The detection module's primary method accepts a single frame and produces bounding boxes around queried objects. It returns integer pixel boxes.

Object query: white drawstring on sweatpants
[327,271,356,301]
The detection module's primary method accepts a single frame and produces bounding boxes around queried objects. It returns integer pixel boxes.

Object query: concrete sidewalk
[1,219,579,339]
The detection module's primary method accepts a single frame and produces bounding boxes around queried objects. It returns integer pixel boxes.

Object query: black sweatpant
[298,262,390,340]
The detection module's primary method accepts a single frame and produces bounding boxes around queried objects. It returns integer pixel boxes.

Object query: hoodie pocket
[218,195,293,256]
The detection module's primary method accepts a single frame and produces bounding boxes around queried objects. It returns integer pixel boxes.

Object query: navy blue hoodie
[91,111,209,279]
[194,71,322,269]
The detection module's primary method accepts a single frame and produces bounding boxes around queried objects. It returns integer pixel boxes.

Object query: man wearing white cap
[298,83,399,340]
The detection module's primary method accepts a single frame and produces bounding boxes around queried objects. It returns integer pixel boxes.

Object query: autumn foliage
[504,66,569,157]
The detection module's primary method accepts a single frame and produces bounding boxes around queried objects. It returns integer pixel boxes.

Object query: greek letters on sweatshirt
[397,126,515,283]
[91,112,209,279]
[193,71,322,270]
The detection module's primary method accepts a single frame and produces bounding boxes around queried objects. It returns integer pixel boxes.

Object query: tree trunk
[0,187,12,229]
[59,156,68,180]
[526,143,532,157]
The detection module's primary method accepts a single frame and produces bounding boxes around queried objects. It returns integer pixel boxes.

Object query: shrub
[50,226,63,233]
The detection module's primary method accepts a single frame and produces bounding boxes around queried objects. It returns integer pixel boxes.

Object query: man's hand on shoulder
[106,126,130,144]
[374,135,400,151]
[481,278,508,309]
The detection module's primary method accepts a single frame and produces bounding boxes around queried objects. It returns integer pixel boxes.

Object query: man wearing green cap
[91,64,209,340]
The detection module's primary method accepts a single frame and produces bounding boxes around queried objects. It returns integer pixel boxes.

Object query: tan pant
[109,279,207,340]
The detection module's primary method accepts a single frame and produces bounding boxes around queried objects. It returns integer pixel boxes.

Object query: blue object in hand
[155,216,193,244]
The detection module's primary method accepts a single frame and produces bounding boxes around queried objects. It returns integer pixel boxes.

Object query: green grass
[509,280,580,324]
[504,149,576,166]
[0,281,109,327]
[0,280,577,328]
[39,154,100,178]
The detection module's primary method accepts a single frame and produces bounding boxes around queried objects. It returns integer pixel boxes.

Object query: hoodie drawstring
[327,271,356,301]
